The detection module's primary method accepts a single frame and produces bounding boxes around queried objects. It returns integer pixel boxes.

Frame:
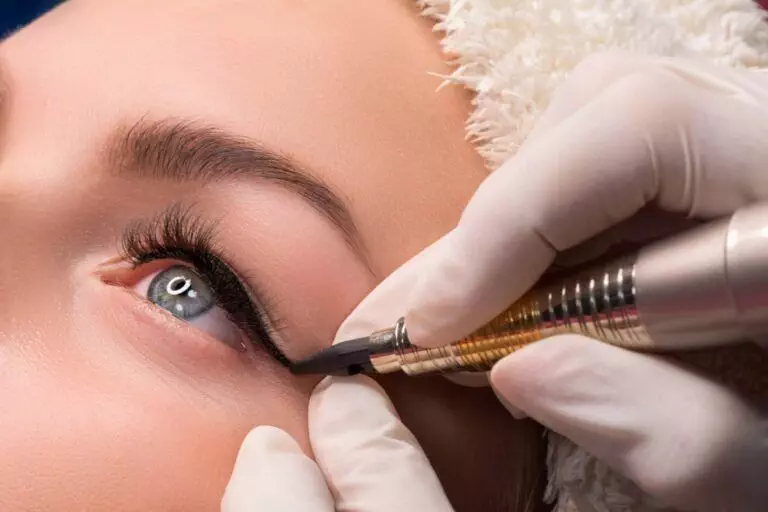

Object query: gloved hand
[221,374,454,512]
[335,52,768,511]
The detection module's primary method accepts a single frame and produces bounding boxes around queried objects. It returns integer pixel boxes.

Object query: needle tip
[290,337,373,376]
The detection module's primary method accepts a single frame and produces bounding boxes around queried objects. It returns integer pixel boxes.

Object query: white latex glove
[221,374,454,512]
[334,52,768,511]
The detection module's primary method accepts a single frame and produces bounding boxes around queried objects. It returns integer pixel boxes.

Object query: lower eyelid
[187,307,248,351]
[101,282,256,365]
[97,262,255,355]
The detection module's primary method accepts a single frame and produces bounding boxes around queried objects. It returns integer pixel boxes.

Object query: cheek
[0,287,318,510]
[0,372,310,510]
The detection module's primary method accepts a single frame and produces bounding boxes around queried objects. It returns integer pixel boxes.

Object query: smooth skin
[0,0,544,510]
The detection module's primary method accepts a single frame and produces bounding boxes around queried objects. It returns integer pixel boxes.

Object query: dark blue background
[0,1,61,36]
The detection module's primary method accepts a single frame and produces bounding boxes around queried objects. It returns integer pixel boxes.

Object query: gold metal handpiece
[369,258,648,375]
[292,202,768,396]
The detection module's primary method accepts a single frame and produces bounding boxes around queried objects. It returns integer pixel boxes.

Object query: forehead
[1,1,397,144]
[0,0,483,276]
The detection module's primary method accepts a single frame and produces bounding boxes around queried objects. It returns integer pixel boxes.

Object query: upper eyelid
[118,204,292,366]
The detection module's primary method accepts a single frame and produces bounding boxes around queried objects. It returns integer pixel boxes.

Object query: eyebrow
[104,119,367,259]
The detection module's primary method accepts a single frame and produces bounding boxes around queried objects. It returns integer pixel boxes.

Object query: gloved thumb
[490,335,764,511]
[309,374,453,512]
[221,426,334,512]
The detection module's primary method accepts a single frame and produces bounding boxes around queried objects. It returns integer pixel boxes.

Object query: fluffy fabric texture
[415,1,768,511]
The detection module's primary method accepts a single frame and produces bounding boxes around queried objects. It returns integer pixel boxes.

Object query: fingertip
[312,374,388,400]
[490,383,529,419]
[223,426,333,512]
[310,374,400,428]
[489,335,595,410]
[489,338,543,387]
[404,309,458,347]
[239,425,304,458]
[404,232,555,349]
[332,235,452,346]
[403,231,482,348]
[489,354,522,404]
[227,426,307,490]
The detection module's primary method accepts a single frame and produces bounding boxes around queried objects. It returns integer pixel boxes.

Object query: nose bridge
[0,167,63,314]
[0,184,82,392]
[0,158,96,392]
[0,179,29,310]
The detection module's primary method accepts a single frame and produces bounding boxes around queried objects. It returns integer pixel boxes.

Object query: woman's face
[0,1,542,510]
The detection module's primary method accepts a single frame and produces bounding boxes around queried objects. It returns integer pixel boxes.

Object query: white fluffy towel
[416,0,768,510]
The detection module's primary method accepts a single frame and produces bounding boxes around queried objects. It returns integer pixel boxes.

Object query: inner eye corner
[95,257,136,285]
[100,258,190,290]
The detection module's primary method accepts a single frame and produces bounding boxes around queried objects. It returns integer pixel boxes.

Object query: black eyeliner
[120,204,291,367]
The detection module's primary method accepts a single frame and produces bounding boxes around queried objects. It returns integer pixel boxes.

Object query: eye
[116,205,291,366]
[134,264,245,349]
[147,264,213,319]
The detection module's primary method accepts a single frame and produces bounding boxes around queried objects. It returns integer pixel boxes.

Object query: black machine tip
[290,337,374,376]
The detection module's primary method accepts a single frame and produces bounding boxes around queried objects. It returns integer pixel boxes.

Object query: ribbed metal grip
[372,258,651,375]
[363,203,768,391]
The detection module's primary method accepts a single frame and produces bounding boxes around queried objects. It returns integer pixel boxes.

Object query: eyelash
[119,204,290,367]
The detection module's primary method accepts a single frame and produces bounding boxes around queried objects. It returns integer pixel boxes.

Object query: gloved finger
[490,384,527,420]
[490,336,762,511]
[524,52,662,146]
[405,57,768,347]
[309,375,454,512]
[221,426,334,512]
[333,237,447,343]
[334,238,489,387]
